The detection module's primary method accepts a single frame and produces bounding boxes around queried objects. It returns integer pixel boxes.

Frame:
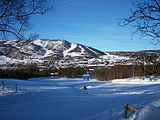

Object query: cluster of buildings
[0,54,138,70]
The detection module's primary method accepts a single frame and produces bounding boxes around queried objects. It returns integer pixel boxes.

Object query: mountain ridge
[0,39,160,68]
[0,39,105,60]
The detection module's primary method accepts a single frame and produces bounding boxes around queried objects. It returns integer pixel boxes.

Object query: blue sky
[30,0,156,51]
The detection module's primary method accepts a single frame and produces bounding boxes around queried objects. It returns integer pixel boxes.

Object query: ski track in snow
[63,43,77,57]
[79,45,85,53]
[0,77,160,120]
[86,46,98,54]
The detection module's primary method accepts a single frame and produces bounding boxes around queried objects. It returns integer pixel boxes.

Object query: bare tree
[120,0,160,46]
[0,0,50,40]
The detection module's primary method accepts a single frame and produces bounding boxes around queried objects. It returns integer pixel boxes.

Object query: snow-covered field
[0,77,160,120]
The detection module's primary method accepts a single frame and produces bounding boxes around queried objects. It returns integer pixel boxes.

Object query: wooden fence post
[124,104,137,118]
[14,84,17,93]
[2,80,4,90]
[124,104,128,118]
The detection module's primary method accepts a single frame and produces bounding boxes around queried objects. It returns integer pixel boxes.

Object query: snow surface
[86,46,98,54]
[33,39,54,57]
[100,53,130,62]
[63,43,83,57]
[0,56,26,64]
[0,77,160,120]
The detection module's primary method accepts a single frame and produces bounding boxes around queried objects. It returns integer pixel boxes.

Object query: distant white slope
[86,46,98,54]
[0,56,26,64]
[79,45,85,54]
[63,43,78,57]
[32,39,44,47]
[99,53,130,62]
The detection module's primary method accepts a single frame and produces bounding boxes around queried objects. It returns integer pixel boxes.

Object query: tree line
[91,64,160,81]
[1,64,160,81]
[0,67,51,79]
[0,67,87,79]
[57,67,87,78]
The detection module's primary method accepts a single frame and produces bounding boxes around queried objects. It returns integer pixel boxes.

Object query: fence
[124,104,137,118]
[1,80,18,93]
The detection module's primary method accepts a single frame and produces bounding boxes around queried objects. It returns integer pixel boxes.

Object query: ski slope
[0,77,160,120]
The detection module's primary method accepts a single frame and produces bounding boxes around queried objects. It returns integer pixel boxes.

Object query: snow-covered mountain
[0,39,105,61]
[1,39,159,67]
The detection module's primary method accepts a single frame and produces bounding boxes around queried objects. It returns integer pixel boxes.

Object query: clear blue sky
[30,0,156,51]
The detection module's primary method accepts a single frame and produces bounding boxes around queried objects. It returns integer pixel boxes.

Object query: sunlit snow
[0,77,160,120]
